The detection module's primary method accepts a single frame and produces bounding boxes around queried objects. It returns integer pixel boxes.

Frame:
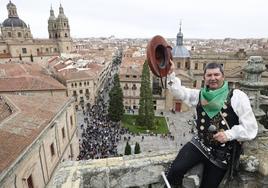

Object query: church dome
[172,45,190,58]
[2,17,27,28]
[172,22,190,58]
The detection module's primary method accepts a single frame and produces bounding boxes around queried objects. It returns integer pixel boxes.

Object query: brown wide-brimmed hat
[146,35,172,77]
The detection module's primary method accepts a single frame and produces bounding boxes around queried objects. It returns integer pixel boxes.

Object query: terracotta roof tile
[0,94,71,173]
[0,63,66,91]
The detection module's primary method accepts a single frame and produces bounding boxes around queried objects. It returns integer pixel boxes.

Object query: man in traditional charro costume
[166,62,258,188]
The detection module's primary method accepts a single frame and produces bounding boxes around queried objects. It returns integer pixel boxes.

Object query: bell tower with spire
[47,3,72,53]
[48,5,56,39]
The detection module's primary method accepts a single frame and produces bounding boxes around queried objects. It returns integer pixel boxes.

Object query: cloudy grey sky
[0,0,267,39]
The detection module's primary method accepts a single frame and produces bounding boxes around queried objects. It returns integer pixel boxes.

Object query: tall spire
[176,20,183,46]
[59,4,64,15]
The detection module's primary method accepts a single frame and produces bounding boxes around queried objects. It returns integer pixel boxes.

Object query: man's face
[204,68,224,90]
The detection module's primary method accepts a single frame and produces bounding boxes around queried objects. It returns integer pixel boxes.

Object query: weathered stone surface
[240,155,259,172]
[47,150,268,188]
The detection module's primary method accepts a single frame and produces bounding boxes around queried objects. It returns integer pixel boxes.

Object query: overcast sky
[0,0,267,39]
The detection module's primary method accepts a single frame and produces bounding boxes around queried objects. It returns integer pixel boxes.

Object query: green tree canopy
[136,60,155,129]
[134,142,141,154]
[108,73,124,122]
[124,141,131,155]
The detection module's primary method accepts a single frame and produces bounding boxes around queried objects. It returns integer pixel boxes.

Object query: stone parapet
[48,148,268,188]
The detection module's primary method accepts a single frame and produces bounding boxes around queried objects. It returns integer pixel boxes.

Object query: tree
[108,73,124,122]
[136,60,155,129]
[134,142,141,154]
[124,141,131,155]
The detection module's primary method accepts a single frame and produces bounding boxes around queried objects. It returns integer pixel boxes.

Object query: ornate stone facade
[0,1,72,62]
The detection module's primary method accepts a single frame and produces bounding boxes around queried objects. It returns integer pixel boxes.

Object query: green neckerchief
[200,81,229,118]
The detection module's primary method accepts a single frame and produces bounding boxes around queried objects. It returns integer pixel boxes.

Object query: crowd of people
[77,98,129,160]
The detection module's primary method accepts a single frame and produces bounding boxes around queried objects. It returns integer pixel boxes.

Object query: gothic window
[124,84,129,90]
[17,32,22,37]
[71,83,74,87]
[79,90,83,94]
[73,90,77,96]
[132,84,137,90]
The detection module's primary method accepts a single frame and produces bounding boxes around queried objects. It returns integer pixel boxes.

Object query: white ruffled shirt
[167,72,258,142]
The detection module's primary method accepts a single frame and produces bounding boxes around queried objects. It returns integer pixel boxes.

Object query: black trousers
[166,142,227,188]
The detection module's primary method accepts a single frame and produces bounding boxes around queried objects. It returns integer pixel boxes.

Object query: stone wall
[48,148,268,188]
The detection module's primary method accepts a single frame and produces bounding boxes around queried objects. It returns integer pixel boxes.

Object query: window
[8,32,11,37]
[79,90,83,94]
[124,84,129,90]
[62,127,65,139]
[177,62,181,68]
[46,48,49,53]
[133,75,137,78]
[194,63,198,70]
[50,143,55,156]
[203,63,207,70]
[193,80,197,88]
[126,75,130,78]
[85,89,89,94]
[79,82,82,87]
[3,50,6,53]
[18,32,22,37]
[22,48,27,54]
[132,84,137,90]
[70,116,73,126]
[65,33,68,37]
[71,83,74,87]
[185,62,190,69]
[27,175,34,188]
